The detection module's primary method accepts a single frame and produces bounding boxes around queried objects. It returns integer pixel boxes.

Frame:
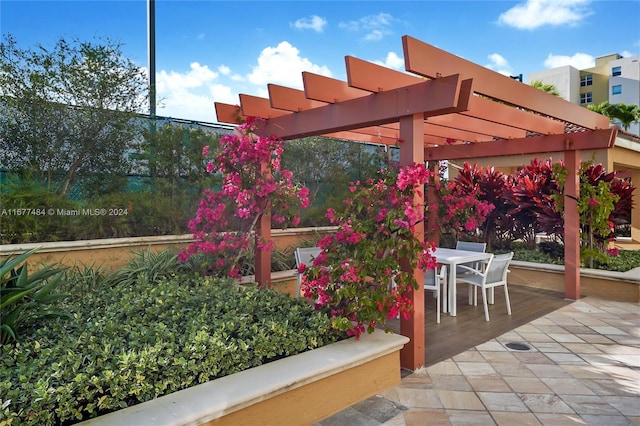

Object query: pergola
[214,35,616,370]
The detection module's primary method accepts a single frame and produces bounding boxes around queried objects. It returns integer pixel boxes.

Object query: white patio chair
[456,252,514,321]
[294,247,322,298]
[455,241,487,305]
[424,265,447,324]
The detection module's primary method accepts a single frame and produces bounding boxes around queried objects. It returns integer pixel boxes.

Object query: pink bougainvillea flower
[606,247,619,256]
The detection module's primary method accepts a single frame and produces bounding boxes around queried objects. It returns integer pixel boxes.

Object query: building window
[612,66,622,76]
[580,74,593,87]
[580,92,593,104]
[612,85,622,95]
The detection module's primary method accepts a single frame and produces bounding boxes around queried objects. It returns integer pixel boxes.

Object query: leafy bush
[1,248,68,344]
[509,243,640,272]
[0,174,84,244]
[591,249,640,272]
[0,271,340,425]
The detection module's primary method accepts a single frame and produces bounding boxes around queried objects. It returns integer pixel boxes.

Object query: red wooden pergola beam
[324,131,397,145]
[464,97,565,135]
[263,74,470,140]
[427,113,526,140]
[239,94,291,119]
[346,56,564,137]
[303,71,370,103]
[403,35,611,131]
[215,102,244,124]
[268,84,327,112]
[346,55,422,91]
[425,128,618,161]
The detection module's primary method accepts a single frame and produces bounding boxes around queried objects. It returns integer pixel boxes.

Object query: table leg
[449,265,457,317]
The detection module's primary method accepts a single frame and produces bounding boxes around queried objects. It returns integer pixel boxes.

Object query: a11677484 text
[1,208,129,216]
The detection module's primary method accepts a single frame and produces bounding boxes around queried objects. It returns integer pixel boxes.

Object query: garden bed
[79,331,408,426]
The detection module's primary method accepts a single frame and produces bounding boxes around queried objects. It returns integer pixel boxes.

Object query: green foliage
[0,248,68,344]
[0,35,148,196]
[592,249,640,272]
[530,80,560,96]
[508,243,640,272]
[0,173,83,243]
[0,269,340,425]
[281,137,389,226]
[588,101,640,131]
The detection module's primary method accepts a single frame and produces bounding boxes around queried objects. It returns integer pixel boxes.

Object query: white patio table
[433,247,492,317]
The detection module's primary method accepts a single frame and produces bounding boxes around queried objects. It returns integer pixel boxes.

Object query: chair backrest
[456,241,487,253]
[485,252,513,284]
[424,265,446,289]
[295,247,322,298]
[295,247,322,270]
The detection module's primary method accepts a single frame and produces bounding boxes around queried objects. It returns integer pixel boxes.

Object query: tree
[530,80,560,96]
[588,101,640,131]
[281,137,388,226]
[0,35,149,196]
[605,103,640,131]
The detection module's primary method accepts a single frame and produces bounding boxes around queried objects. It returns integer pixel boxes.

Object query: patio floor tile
[323,297,640,426]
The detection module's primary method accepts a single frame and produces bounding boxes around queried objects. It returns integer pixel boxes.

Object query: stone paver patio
[318,296,640,425]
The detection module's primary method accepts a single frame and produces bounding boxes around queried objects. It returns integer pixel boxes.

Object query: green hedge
[0,275,340,425]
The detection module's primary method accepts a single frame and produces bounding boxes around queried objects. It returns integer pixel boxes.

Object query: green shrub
[509,244,640,272]
[0,248,68,344]
[592,249,640,272]
[0,272,340,425]
[0,176,83,244]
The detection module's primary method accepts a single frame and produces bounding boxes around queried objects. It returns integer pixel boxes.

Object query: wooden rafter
[425,128,618,161]
[262,74,470,139]
[403,35,610,131]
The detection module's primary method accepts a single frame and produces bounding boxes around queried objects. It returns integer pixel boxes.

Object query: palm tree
[588,102,640,131]
[587,101,612,115]
[606,103,640,131]
[530,80,560,96]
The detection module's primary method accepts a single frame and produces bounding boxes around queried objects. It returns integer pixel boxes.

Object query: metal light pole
[148,0,156,120]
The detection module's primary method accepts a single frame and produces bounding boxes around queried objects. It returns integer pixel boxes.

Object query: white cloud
[339,13,396,41]
[292,15,327,33]
[485,53,513,76]
[364,30,384,42]
[155,62,221,121]
[544,52,594,69]
[498,0,593,30]
[156,62,218,92]
[209,84,236,105]
[373,52,404,70]
[157,90,217,122]
[621,50,633,58]
[218,65,231,75]
[247,41,332,88]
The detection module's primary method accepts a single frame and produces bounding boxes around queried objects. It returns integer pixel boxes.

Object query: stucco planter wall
[510,260,640,303]
[80,331,409,426]
[0,227,337,271]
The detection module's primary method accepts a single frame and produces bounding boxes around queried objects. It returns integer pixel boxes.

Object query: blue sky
[2,0,639,122]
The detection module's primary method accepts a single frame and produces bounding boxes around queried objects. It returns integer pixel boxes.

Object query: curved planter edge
[80,331,409,426]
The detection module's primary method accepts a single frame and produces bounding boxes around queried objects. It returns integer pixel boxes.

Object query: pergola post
[255,160,272,288]
[427,161,440,246]
[631,170,640,243]
[564,149,581,300]
[399,114,426,370]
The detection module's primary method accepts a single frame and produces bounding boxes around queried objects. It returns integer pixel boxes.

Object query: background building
[528,53,640,136]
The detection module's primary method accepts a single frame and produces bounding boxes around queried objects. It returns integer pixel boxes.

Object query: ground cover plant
[509,241,640,272]
[0,253,341,425]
